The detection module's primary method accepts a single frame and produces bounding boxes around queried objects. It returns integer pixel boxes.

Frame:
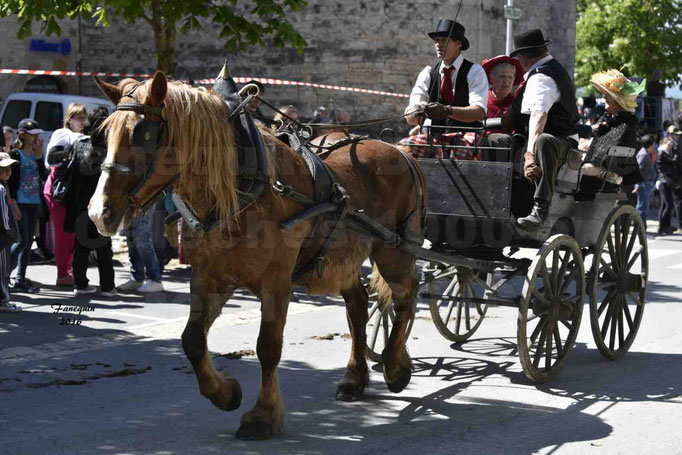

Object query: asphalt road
[1,230,681,455]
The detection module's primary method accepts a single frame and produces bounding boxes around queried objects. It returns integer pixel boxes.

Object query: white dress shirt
[520,55,560,114]
[405,54,489,116]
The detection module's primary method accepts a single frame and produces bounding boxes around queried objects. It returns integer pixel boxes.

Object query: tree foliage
[575,0,682,91]
[0,0,308,75]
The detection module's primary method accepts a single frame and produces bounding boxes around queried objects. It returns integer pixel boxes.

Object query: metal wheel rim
[589,205,648,359]
[427,265,488,342]
[518,234,585,383]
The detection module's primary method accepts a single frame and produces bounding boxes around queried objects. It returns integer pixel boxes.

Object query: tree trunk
[149,0,176,76]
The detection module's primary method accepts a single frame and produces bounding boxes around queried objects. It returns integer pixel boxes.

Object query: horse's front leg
[236,283,291,440]
[181,271,241,411]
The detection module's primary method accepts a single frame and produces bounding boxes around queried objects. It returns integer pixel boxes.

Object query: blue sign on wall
[30,38,72,56]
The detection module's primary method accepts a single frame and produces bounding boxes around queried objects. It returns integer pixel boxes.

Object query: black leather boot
[517,199,550,231]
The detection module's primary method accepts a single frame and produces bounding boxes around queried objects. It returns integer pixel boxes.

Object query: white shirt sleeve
[405,66,433,115]
[466,63,489,114]
[520,73,560,114]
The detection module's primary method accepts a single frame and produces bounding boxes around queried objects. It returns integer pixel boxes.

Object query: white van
[0,92,114,149]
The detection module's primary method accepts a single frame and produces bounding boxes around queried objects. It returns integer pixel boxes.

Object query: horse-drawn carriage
[88,67,648,438]
[363,121,648,383]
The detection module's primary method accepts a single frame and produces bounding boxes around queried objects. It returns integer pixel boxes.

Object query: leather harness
[104,77,425,280]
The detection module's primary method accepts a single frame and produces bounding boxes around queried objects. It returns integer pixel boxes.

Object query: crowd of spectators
[0,104,177,312]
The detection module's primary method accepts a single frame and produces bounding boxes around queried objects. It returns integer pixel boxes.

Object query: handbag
[51,139,83,203]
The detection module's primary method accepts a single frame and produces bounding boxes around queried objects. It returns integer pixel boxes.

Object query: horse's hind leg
[372,247,418,393]
[182,271,241,411]
[236,281,291,440]
[336,276,370,401]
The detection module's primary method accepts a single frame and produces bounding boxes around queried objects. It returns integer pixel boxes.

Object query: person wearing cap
[0,151,20,312]
[404,19,488,129]
[502,29,580,231]
[657,126,682,234]
[7,118,47,294]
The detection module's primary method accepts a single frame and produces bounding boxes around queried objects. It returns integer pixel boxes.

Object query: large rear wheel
[589,205,648,359]
[518,235,585,383]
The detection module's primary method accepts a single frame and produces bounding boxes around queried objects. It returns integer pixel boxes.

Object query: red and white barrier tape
[0,68,409,98]
[0,68,153,78]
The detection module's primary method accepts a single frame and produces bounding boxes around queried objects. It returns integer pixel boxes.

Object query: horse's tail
[369,263,393,312]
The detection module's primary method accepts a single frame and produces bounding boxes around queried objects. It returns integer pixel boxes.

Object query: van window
[1,100,32,129]
[35,102,64,131]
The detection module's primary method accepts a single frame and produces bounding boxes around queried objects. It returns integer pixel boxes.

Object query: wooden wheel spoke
[597,288,617,317]
[369,314,381,348]
[600,299,614,339]
[540,262,554,297]
[617,304,625,348]
[556,250,571,292]
[464,285,472,331]
[560,319,574,331]
[443,299,457,327]
[545,322,553,371]
[531,287,552,308]
[560,262,579,292]
[623,299,634,330]
[624,222,638,265]
[607,230,619,271]
[553,324,563,358]
[626,292,643,307]
[625,247,643,272]
[608,296,620,350]
[455,301,463,334]
[614,218,623,268]
[368,302,381,319]
[533,328,548,368]
[530,315,548,343]
[551,250,561,292]
[600,258,618,280]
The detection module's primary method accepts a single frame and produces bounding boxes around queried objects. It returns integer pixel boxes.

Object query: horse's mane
[105,79,243,224]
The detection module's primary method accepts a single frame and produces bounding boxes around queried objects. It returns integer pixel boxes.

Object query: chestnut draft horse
[88,72,425,440]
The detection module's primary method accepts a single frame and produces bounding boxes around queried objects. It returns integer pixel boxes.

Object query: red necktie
[441,66,455,104]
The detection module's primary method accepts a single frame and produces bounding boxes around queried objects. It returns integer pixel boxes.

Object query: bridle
[101,83,177,212]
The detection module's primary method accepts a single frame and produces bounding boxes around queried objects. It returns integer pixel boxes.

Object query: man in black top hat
[503,29,580,231]
[405,19,488,128]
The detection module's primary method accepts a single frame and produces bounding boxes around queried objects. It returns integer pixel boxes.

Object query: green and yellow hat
[590,69,646,112]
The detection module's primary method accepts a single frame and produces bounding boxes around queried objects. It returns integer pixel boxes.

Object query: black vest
[512,58,579,138]
[428,59,481,128]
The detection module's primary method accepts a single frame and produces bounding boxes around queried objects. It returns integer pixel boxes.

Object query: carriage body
[366,122,648,383]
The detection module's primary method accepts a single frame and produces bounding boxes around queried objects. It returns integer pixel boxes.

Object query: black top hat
[428,20,470,51]
[509,29,552,57]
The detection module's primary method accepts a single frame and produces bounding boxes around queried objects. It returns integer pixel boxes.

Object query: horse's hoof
[385,367,411,393]
[210,378,242,411]
[235,420,273,441]
[335,382,365,402]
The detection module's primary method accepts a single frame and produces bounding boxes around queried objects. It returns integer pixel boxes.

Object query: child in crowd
[0,151,20,312]
[8,119,47,293]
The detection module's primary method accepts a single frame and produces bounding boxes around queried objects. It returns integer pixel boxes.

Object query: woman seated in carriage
[398,55,524,160]
[578,69,646,190]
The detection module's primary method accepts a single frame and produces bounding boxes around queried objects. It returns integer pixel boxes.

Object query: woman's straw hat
[590,69,645,112]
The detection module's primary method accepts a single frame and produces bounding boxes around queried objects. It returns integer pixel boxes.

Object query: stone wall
[0,0,576,136]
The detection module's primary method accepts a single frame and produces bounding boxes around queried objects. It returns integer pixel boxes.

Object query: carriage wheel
[357,274,416,363]
[364,298,416,363]
[518,234,585,383]
[427,265,488,342]
[589,205,648,360]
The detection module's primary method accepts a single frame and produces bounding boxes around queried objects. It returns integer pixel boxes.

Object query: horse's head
[89,72,178,235]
